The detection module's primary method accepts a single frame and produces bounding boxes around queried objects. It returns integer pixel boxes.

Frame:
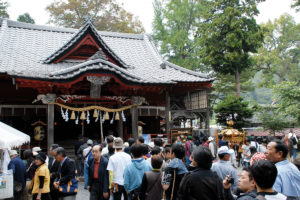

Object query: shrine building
[0,18,213,151]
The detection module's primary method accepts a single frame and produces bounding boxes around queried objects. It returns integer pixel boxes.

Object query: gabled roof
[42,20,129,68]
[0,18,214,85]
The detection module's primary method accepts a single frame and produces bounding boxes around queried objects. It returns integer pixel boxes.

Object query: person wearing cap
[83,139,93,189]
[208,136,215,159]
[33,147,49,166]
[211,146,238,192]
[8,149,26,200]
[31,152,51,200]
[107,137,131,200]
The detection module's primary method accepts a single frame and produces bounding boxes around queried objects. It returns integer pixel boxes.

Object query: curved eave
[42,21,129,68]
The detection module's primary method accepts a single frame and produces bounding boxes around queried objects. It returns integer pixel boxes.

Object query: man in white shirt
[107,137,131,200]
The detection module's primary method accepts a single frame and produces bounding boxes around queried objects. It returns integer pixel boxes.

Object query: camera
[228,177,234,184]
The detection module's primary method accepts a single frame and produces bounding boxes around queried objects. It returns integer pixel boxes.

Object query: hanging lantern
[115,112,120,120]
[70,111,76,120]
[93,109,98,118]
[105,112,110,120]
[80,111,86,120]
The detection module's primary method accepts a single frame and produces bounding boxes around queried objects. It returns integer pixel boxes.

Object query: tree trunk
[235,67,241,97]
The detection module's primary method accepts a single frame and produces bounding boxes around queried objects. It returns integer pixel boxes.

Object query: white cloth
[258,144,266,153]
[259,192,286,200]
[102,147,108,155]
[2,149,10,174]
[209,142,215,156]
[242,144,251,162]
[83,146,92,163]
[107,152,131,185]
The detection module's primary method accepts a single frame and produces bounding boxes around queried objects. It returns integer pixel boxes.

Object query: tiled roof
[0,19,213,85]
[247,128,300,137]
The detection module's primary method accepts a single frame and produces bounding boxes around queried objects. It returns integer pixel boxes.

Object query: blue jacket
[124,158,152,192]
[8,156,26,190]
[88,156,109,193]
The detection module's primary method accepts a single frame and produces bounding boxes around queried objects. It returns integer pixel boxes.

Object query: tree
[253,14,300,87]
[292,0,300,12]
[152,0,210,70]
[197,0,264,96]
[258,107,290,135]
[17,13,35,24]
[46,0,144,33]
[214,95,254,130]
[0,0,9,18]
[273,81,300,124]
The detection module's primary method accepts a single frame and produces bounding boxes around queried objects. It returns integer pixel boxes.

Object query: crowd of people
[6,132,300,200]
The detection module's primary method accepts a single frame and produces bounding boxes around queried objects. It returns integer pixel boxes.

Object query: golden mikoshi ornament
[93,109,98,118]
[105,112,110,120]
[80,112,86,120]
[70,111,76,120]
[115,112,120,120]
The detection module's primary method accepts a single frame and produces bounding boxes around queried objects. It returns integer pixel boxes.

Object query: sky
[6,0,300,33]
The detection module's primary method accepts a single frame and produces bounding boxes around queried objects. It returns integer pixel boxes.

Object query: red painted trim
[55,34,100,63]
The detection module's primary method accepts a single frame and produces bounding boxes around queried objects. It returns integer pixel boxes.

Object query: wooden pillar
[205,90,210,135]
[117,119,123,139]
[131,97,138,139]
[47,94,56,154]
[165,91,171,139]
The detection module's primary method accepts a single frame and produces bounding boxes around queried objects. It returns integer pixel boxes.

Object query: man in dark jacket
[8,150,26,200]
[223,167,257,200]
[49,144,60,199]
[178,146,225,200]
[53,147,77,200]
[88,145,109,200]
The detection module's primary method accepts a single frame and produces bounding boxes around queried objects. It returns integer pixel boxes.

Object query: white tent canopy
[0,121,30,149]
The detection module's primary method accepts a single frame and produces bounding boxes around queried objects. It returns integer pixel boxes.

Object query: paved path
[77,181,90,200]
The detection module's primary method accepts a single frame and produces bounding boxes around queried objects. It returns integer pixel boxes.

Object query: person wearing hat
[8,149,26,200]
[107,137,131,200]
[31,152,51,200]
[83,139,93,189]
[33,147,49,166]
[211,146,238,192]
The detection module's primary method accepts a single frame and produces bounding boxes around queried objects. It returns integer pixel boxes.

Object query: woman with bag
[140,155,164,200]
[31,152,51,200]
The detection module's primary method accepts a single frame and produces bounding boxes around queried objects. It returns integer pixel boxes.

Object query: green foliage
[46,0,144,33]
[292,0,300,12]
[273,81,300,124]
[214,95,254,130]
[253,14,300,87]
[0,0,9,18]
[258,107,290,134]
[197,0,264,95]
[152,0,210,70]
[17,13,35,24]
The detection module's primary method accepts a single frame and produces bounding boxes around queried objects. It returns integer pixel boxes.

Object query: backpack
[292,136,297,145]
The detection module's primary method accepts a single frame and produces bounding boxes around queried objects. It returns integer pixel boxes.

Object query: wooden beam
[165,91,171,139]
[47,103,54,155]
[47,94,56,154]
[131,97,138,140]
